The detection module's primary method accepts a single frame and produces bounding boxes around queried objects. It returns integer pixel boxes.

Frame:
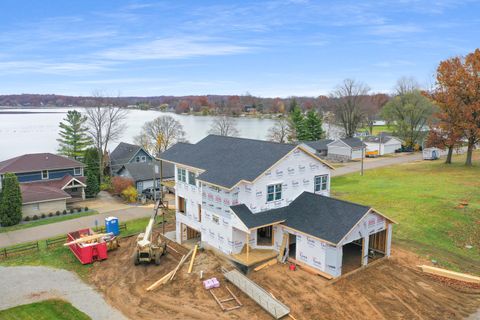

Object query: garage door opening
[342,230,387,274]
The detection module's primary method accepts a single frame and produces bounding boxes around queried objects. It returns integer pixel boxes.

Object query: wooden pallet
[209,286,242,312]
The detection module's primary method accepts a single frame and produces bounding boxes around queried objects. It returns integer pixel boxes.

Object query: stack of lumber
[146,249,193,292]
[419,265,480,284]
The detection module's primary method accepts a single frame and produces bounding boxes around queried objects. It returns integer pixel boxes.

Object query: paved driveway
[0,266,126,320]
[0,206,153,247]
[332,152,424,177]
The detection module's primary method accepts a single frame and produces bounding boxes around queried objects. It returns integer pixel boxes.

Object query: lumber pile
[146,249,193,291]
[419,265,480,284]
[187,244,198,274]
[63,233,111,246]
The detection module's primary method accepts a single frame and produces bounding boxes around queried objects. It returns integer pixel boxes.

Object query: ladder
[209,286,242,312]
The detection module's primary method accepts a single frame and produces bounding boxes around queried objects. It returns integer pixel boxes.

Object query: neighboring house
[161,135,395,278]
[117,161,175,193]
[364,133,402,155]
[300,139,333,157]
[109,142,154,174]
[0,153,86,217]
[327,138,366,162]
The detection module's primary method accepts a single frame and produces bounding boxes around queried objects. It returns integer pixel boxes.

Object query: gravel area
[0,266,127,320]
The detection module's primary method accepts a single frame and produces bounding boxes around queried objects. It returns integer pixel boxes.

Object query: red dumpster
[67,228,108,264]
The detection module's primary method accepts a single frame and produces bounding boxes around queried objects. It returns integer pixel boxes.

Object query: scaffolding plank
[224,269,290,319]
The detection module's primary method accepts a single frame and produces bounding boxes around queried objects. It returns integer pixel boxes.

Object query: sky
[0,0,478,97]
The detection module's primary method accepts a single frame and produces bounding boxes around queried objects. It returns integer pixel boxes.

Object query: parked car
[142,187,161,200]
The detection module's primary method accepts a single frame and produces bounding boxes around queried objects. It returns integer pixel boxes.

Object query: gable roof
[363,133,401,144]
[301,139,333,151]
[230,192,391,245]
[0,153,84,174]
[119,161,175,182]
[161,135,307,189]
[339,137,366,148]
[19,174,86,204]
[110,142,147,166]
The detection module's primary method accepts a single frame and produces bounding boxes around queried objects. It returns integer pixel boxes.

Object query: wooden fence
[1,242,39,259]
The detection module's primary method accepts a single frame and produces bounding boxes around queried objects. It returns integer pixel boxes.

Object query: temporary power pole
[360,146,365,176]
[160,159,165,235]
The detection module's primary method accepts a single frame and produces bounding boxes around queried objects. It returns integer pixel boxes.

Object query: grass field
[0,210,98,234]
[0,299,90,320]
[331,152,480,273]
[361,125,393,135]
[0,214,170,278]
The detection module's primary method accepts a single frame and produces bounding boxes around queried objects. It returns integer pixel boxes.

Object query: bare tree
[85,94,128,182]
[135,115,186,156]
[267,118,289,143]
[395,76,420,96]
[363,94,390,135]
[208,116,239,136]
[330,79,370,138]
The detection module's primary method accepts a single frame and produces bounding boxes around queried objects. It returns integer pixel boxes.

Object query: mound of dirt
[88,235,480,320]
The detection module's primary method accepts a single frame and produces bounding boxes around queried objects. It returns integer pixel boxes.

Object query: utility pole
[160,159,165,235]
[360,145,365,176]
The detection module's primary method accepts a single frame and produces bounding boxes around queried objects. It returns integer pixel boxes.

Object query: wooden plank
[63,233,110,246]
[277,233,288,262]
[246,234,250,263]
[170,249,193,281]
[254,258,277,272]
[146,271,174,291]
[210,290,226,311]
[419,265,480,284]
[225,286,242,306]
[187,244,198,274]
[287,258,333,280]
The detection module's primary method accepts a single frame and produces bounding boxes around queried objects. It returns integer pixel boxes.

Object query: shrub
[0,172,22,226]
[77,207,82,213]
[70,208,74,214]
[121,186,138,203]
[63,210,67,215]
[24,216,31,222]
[56,211,61,216]
[84,206,89,211]
[41,213,46,219]
[32,215,39,220]
[111,176,134,195]
[48,212,54,217]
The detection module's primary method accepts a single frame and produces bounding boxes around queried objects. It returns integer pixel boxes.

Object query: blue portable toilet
[105,216,119,236]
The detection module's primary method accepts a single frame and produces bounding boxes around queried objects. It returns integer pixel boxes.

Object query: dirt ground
[88,231,480,320]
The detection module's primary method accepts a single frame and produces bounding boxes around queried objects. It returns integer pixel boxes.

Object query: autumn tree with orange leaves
[433,49,480,166]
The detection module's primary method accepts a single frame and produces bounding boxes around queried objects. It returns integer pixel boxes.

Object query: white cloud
[0,60,111,75]
[368,23,424,36]
[98,36,252,61]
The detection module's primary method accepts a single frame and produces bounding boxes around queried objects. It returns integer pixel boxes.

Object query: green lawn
[0,299,90,320]
[0,210,98,233]
[331,152,480,273]
[361,125,393,135]
[0,213,171,278]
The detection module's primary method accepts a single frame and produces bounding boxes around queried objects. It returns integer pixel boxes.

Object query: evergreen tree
[57,110,91,160]
[303,110,325,140]
[288,98,299,113]
[287,106,306,142]
[0,173,23,226]
[83,148,100,197]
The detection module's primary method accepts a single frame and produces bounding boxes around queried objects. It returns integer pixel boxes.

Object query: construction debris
[254,258,277,272]
[63,232,112,246]
[209,286,242,312]
[146,249,193,291]
[419,265,480,284]
[188,244,198,274]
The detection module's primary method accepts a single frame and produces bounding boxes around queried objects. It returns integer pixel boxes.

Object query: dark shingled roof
[363,133,399,144]
[119,161,175,182]
[230,192,372,244]
[338,137,366,148]
[301,139,333,152]
[0,153,84,174]
[110,142,143,166]
[19,175,86,204]
[230,204,287,229]
[161,135,296,189]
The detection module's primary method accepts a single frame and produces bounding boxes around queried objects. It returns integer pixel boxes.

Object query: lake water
[0,108,342,160]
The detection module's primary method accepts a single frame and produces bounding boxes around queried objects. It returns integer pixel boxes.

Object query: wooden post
[362,235,369,266]
[246,233,250,263]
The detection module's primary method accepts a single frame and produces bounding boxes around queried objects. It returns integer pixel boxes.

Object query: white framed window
[141,156,147,162]
[315,175,328,192]
[212,214,220,225]
[74,167,82,176]
[135,156,141,162]
[177,168,186,182]
[188,171,196,186]
[267,183,282,202]
[41,170,48,180]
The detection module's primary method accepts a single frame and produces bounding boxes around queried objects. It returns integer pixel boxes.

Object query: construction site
[83,211,480,320]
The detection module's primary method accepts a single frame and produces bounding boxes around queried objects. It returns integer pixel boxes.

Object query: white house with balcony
[161,135,395,278]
